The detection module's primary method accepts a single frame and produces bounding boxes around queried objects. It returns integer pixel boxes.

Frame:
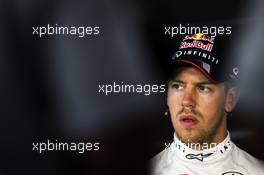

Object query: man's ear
[225,86,240,112]
[167,80,172,106]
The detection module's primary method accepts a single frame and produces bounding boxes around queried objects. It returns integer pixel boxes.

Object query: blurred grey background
[0,0,264,175]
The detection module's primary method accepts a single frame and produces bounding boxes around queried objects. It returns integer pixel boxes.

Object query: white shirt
[150,132,264,175]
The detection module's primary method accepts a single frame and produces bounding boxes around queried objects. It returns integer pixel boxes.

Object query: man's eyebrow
[170,79,214,85]
[170,80,185,84]
[197,81,214,85]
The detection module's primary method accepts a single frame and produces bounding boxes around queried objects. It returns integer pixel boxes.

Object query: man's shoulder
[233,144,264,173]
[149,147,172,173]
[150,148,170,165]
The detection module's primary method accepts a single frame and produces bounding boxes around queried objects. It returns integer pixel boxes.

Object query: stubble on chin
[176,128,215,145]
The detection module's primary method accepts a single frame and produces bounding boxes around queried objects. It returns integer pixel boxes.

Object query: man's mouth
[179,115,198,127]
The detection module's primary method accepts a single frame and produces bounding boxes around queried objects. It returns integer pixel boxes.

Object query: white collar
[171,131,233,163]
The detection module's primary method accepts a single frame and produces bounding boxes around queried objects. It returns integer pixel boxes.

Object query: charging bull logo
[183,33,215,43]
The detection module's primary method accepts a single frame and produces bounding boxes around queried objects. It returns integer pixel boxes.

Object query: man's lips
[179,115,198,127]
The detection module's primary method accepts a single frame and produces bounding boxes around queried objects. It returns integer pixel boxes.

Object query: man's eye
[172,83,183,90]
[198,85,211,92]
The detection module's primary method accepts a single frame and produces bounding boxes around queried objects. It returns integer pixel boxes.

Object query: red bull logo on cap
[180,33,215,52]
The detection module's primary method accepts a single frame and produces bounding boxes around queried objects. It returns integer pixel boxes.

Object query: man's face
[167,67,227,145]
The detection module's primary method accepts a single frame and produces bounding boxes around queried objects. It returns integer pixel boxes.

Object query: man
[150,33,264,175]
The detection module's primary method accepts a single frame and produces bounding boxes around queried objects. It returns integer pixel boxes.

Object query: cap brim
[173,59,218,83]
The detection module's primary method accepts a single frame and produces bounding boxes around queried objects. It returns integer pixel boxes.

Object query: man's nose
[182,88,196,108]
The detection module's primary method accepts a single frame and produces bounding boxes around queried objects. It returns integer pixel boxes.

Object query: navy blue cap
[170,33,239,83]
